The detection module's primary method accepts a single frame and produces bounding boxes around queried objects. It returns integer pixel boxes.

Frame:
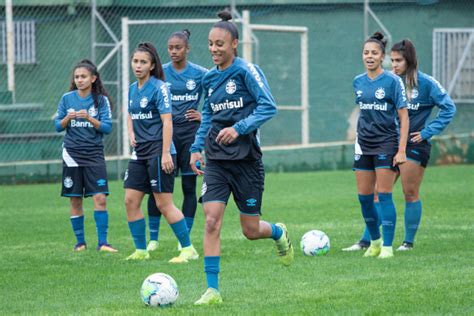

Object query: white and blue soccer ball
[300,230,330,256]
[140,273,179,307]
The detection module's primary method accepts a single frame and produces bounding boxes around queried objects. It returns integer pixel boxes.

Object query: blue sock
[127,218,146,250]
[378,192,397,247]
[70,215,85,245]
[149,216,161,241]
[358,194,381,241]
[204,256,220,290]
[170,219,191,248]
[361,202,382,242]
[185,217,194,234]
[404,200,422,244]
[94,210,108,246]
[270,223,283,240]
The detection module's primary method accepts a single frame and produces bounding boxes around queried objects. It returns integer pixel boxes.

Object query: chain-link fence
[1,0,473,183]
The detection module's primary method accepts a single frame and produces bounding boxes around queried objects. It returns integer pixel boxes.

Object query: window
[0,20,36,64]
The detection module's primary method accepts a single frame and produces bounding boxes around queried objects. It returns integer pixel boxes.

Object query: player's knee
[124,196,139,212]
[70,197,82,210]
[154,198,173,215]
[403,189,418,202]
[93,194,107,209]
[205,216,221,235]
[241,226,260,240]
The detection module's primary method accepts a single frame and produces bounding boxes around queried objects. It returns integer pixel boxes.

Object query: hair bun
[182,29,191,39]
[217,10,232,22]
[370,31,387,46]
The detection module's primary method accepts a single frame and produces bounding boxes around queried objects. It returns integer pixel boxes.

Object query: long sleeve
[232,65,277,135]
[420,81,456,140]
[54,97,67,132]
[97,96,113,134]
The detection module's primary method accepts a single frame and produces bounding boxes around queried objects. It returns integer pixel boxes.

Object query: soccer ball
[140,273,179,307]
[300,230,330,256]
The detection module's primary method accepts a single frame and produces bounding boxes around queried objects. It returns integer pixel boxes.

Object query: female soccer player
[146,29,208,252]
[54,59,117,253]
[190,11,293,305]
[344,39,456,251]
[123,42,198,262]
[352,32,409,259]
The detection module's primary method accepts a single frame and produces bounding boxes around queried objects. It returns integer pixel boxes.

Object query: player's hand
[190,152,205,176]
[66,111,76,120]
[75,109,89,120]
[129,133,137,147]
[216,127,238,146]
[393,151,407,166]
[410,131,423,143]
[161,152,174,174]
[185,109,201,122]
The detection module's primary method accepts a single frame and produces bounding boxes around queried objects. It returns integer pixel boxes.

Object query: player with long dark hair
[190,11,294,305]
[123,42,198,262]
[352,32,409,259]
[54,59,116,253]
[146,29,207,253]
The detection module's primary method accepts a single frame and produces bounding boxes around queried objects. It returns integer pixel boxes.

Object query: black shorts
[173,122,199,176]
[353,153,398,172]
[61,165,109,197]
[406,141,431,168]
[123,155,177,193]
[200,159,265,216]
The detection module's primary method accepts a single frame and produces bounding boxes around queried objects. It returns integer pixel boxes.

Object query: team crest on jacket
[411,88,419,99]
[225,80,237,95]
[140,97,148,108]
[64,177,73,188]
[88,106,97,117]
[375,88,385,100]
[186,79,196,90]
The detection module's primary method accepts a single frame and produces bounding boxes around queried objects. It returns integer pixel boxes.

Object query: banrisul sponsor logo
[160,85,171,108]
[358,102,388,111]
[131,111,153,120]
[407,102,420,110]
[428,75,446,94]
[210,97,244,112]
[71,119,93,128]
[398,77,407,101]
[171,93,199,102]
[247,63,264,88]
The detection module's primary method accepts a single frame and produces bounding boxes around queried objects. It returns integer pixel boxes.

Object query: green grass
[1,165,473,315]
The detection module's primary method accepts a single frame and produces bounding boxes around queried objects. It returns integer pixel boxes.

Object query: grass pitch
[1,165,473,314]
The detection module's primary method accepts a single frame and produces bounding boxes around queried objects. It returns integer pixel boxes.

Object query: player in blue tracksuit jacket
[123,42,198,262]
[54,59,117,253]
[190,11,294,306]
[352,32,409,259]
[146,29,208,252]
